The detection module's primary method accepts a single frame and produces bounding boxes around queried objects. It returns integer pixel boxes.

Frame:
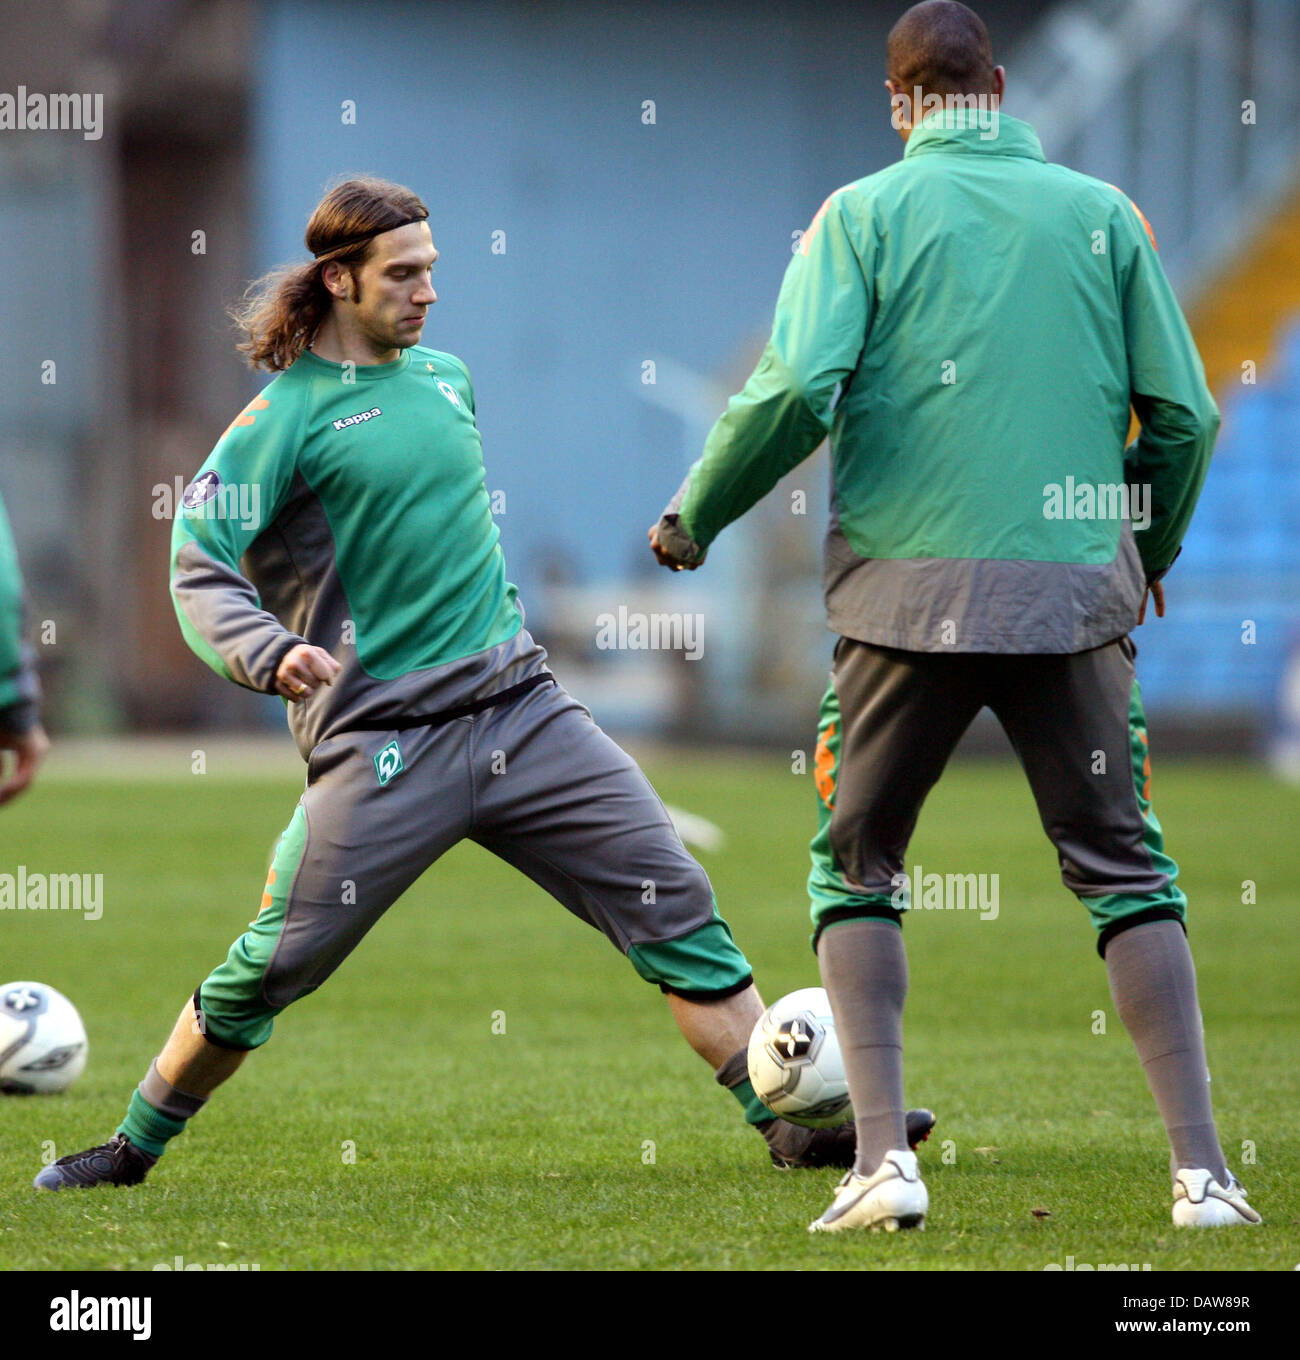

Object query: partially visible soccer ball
[747,986,850,1128]
[0,982,88,1094]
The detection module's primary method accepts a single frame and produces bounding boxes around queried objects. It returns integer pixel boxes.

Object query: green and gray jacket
[657,109,1218,653]
[171,345,545,759]
[0,492,41,734]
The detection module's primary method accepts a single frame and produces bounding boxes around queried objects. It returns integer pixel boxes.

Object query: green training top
[0,490,40,732]
[171,345,536,755]
[657,109,1219,654]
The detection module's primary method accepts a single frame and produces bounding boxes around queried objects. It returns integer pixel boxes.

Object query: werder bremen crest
[373,740,404,787]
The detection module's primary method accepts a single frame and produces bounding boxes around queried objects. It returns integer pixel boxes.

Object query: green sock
[714,1049,776,1126]
[729,1074,777,1127]
[117,1089,189,1158]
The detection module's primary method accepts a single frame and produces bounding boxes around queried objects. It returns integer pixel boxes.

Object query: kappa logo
[373,740,404,787]
[332,406,382,431]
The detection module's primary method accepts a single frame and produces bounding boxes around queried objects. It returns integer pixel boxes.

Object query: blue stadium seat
[1128,308,1300,714]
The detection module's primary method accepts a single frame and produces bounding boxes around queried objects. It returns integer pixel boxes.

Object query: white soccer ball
[747,986,850,1127]
[0,981,88,1094]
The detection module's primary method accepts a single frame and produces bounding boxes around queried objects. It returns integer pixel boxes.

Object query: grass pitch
[1,748,1296,1271]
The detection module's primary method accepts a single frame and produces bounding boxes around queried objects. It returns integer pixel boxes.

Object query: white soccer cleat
[808,1148,928,1233]
[1172,1168,1262,1227]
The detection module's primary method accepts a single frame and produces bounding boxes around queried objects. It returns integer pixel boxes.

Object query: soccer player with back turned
[34,176,935,1193]
[651,1,1260,1231]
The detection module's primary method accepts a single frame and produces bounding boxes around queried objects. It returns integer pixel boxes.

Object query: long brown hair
[230,175,428,372]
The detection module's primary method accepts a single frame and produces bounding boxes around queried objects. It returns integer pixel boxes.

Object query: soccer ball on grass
[746,986,850,1127]
[0,981,88,1094]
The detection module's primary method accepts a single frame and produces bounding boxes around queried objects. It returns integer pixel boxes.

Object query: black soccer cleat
[763,1116,856,1169]
[33,1132,157,1191]
[764,1107,937,1169]
[906,1107,937,1149]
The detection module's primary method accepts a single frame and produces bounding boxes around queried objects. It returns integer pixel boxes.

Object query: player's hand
[1137,580,1165,625]
[0,723,50,807]
[648,522,698,572]
[275,645,342,702]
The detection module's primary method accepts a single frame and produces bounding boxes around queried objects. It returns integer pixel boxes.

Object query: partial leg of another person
[988,637,1260,1226]
[469,675,896,1169]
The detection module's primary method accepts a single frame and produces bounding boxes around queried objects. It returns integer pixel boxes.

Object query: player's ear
[886,78,910,138]
[992,66,1006,102]
[321,261,350,302]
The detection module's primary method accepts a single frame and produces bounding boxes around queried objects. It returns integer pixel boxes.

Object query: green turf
[1,753,1295,1270]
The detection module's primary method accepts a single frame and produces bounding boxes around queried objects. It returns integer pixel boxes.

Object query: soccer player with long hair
[35,175,933,1192]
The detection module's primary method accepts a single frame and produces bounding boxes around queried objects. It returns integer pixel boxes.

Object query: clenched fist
[275,645,342,702]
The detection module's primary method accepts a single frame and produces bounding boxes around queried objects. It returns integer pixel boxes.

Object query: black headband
[313,215,427,258]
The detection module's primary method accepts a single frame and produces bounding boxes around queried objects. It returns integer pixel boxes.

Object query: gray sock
[139,1059,208,1120]
[1104,920,1228,1185]
[817,918,908,1177]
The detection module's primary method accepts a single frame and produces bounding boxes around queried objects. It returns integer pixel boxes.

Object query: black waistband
[346,672,555,732]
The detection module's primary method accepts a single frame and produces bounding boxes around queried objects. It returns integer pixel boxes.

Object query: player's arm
[0,492,48,805]
[170,390,337,702]
[653,191,873,567]
[1116,195,1219,583]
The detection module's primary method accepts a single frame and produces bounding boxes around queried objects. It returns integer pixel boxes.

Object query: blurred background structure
[2,0,1298,758]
